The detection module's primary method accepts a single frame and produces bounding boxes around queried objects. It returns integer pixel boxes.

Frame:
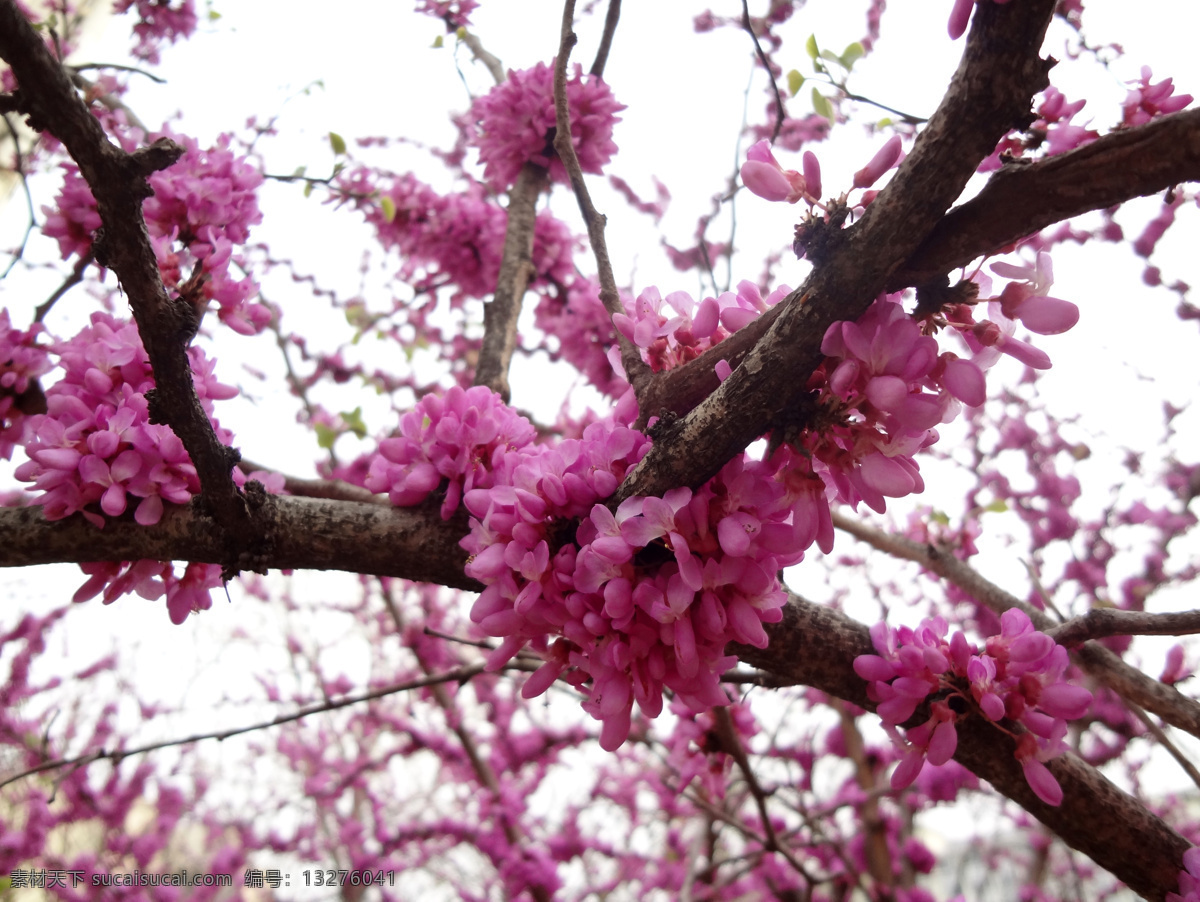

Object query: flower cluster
[465,435,815,750]
[42,132,266,335]
[471,60,624,190]
[1123,66,1193,128]
[612,281,790,374]
[143,131,267,334]
[14,312,237,527]
[364,384,537,518]
[533,276,629,397]
[0,309,51,460]
[740,139,820,204]
[346,170,576,302]
[41,165,103,261]
[113,0,198,64]
[854,609,1093,805]
[75,559,225,625]
[11,313,238,621]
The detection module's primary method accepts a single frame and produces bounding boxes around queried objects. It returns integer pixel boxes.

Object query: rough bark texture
[1,2,1198,898]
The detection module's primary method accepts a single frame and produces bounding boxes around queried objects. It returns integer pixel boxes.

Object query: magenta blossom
[472,60,624,190]
[740,139,812,204]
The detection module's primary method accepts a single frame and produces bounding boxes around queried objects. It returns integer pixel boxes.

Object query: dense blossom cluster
[471,60,624,190]
[532,276,629,397]
[364,384,537,518]
[43,132,266,334]
[344,169,576,301]
[854,609,1093,805]
[11,312,236,621]
[0,310,51,460]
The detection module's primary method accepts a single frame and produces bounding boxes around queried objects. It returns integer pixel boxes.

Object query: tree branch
[891,107,1200,290]
[0,1,252,543]
[734,592,1191,902]
[1047,608,1200,648]
[635,109,1200,433]
[741,0,784,144]
[475,161,548,401]
[614,0,1057,503]
[830,509,1200,741]
[553,0,653,397]
[0,497,481,591]
[0,663,538,790]
[588,0,620,78]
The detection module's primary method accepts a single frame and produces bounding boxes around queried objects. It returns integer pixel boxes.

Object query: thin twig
[0,663,526,790]
[1127,702,1200,792]
[0,113,35,280]
[741,0,785,144]
[552,0,653,396]
[237,459,385,505]
[589,0,621,77]
[34,252,90,321]
[69,61,166,84]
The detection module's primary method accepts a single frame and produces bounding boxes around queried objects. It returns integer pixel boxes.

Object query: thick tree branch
[891,107,1200,289]
[0,498,481,591]
[637,108,1200,431]
[0,1,251,541]
[735,593,1190,902]
[614,0,1057,503]
[475,161,548,401]
[553,0,653,397]
[831,509,1200,741]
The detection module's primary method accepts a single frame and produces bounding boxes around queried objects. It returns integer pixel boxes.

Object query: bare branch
[0,663,538,791]
[457,27,505,85]
[589,0,620,77]
[553,0,653,397]
[475,161,548,401]
[1047,608,1200,647]
[741,0,784,144]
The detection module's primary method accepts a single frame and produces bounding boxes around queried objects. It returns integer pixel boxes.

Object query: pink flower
[991,252,1080,335]
[472,61,624,190]
[852,135,902,190]
[740,140,809,204]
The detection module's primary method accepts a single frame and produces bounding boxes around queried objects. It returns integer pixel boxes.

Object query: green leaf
[291,165,307,177]
[208,10,221,21]
[805,33,819,60]
[818,49,841,64]
[840,41,865,69]
[811,87,833,123]
[314,423,337,450]
[303,181,314,198]
[329,131,346,156]
[455,26,467,40]
[380,195,397,223]
[432,34,444,48]
[877,116,894,128]
[340,406,367,439]
[930,510,951,526]
[786,69,805,97]
[984,498,1009,513]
